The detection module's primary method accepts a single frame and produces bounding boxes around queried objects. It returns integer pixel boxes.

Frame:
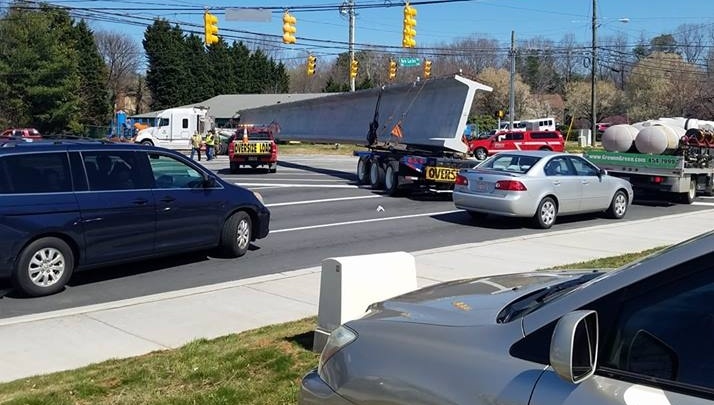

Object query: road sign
[225,8,272,22]
[398,57,421,68]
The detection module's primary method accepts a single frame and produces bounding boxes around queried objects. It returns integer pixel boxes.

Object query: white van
[133,107,213,149]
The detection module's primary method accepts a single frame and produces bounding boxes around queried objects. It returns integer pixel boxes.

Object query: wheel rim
[476,149,486,160]
[689,181,696,200]
[385,166,394,190]
[614,193,627,216]
[28,247,65,288]
[540,200,556,226]
[236,219,250,250]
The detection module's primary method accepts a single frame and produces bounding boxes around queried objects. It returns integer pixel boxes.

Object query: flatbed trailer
[585,150,714,203]
[355,144,477,196]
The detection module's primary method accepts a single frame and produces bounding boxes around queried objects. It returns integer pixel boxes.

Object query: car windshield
[478,154,541,174]
[496,272,603,323]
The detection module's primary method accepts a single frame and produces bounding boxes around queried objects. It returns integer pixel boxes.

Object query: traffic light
[306,54,317,76]
[388,59,397,80]
[402,3,417,48]
[350,58,359,78]
[282,11,297,44]
[423,59,432,78]
[203,11,219,46]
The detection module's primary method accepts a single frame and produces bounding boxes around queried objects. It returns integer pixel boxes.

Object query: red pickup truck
[468,130,565,160]
[228,125,279,173]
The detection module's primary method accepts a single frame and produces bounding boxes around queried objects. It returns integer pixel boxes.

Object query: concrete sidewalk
[1,209,713,382]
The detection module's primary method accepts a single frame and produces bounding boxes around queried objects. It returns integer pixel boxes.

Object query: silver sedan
[300,230,714,405]
[452,151,633,228]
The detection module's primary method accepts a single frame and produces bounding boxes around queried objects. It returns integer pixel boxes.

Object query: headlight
[318,325,357,374]
[252,191,264,204]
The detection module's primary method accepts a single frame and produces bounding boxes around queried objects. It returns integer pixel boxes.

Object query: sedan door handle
[132,198,149,205]
[160,196,176,203]
[581,180,590,184]
[552,180,561,186]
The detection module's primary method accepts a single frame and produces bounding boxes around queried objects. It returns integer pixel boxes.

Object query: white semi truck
[133,107,214,149]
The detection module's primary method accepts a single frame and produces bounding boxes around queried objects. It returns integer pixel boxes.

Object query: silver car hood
[363,271,598,327]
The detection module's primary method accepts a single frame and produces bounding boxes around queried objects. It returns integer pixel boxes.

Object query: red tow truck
[228,124,279,173]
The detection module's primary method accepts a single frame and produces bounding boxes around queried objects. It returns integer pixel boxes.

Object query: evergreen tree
[231,42,251,93]
[205,40,234,96]
[73,20,112,131]
[144,20,190,110]
[185,34,213,102]
[0,4,82,133]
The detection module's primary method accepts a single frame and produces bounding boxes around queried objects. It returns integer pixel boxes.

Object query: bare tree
[556,33,579,85]
[600,34,630,90]
[438,35,503,76]
[675,23,706,64]
[95,30,141,109]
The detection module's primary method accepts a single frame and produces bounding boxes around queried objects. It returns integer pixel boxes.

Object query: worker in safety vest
[190,132,203,161]
[205,130,215,161]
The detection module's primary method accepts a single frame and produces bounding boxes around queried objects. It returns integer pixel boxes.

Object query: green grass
[278,142,365,156]
[0,247,668,404]
[0,318,319,405]
[546,246,667,270]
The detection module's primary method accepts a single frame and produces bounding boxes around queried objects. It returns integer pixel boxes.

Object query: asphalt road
[1,154,712,318]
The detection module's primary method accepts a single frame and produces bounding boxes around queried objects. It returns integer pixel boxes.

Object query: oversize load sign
[585,151,680,169]
[425,166,458,182]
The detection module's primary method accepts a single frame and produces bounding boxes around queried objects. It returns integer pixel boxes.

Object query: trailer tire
[384,163,401,196]
[357,157,370,185]
[369,160,385,189]
[679,177,696,204]
[474,147,487,161]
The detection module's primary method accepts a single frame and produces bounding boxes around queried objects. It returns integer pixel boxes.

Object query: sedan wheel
[533,197,557,229]
[607,190,628,219]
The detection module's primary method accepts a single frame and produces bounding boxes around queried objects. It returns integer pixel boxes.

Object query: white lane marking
[266,195,382,207]
[230,178,348,182]
[693,201,714,206]
[235,182,359,188]
[271,210,461,233]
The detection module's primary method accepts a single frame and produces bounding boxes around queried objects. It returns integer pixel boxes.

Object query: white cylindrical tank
[602,124,640,152]
[635,125,684,154]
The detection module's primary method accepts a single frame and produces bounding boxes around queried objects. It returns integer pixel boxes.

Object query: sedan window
[568,156,599,176]
[481,155,540,174]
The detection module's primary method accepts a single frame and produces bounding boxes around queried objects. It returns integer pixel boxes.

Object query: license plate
[425,166,459,182]
[248,156,258,161]
[235,142,271,154]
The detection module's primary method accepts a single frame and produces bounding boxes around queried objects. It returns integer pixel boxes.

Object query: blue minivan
[0,140,270,296]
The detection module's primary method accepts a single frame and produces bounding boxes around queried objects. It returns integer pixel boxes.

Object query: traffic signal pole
[348,0,355,92]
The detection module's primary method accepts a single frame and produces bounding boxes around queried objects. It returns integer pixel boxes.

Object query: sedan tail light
[455,174,469,186]
[495,180,527,191]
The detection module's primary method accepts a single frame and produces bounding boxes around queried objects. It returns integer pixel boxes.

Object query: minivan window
[82,151,152,191]
[0,152,72,194]
[149,153,206,189]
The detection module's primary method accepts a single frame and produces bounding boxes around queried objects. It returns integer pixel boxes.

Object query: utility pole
[509,30,516,131]
[591,0,597,146]
[348,0,356,92]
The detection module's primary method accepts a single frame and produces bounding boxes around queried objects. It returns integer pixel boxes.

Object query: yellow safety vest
[191,134,203,148]
[205,134,214,146]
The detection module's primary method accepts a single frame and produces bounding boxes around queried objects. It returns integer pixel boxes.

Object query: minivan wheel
[13,237,74,297]
[221,211,252,257]
[533,197,557,229]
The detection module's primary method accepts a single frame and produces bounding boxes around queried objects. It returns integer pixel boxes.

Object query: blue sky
[22,0,714,63]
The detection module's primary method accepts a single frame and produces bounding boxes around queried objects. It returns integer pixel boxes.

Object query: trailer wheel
[356,157,370,185]
[679,177,697,204]
[369,160,385,189]
[474,147,487,161]
[384,163,401,196]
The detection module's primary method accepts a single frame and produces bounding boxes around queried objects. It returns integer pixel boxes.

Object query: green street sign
[585,151,680,170]
[398,57,421,67]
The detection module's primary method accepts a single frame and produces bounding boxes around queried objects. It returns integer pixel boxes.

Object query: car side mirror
[550,310,598,384]
[598,168,607,177]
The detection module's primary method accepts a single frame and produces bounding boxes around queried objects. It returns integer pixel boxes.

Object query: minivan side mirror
[550,310,598,384]
[202,176,217,188]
